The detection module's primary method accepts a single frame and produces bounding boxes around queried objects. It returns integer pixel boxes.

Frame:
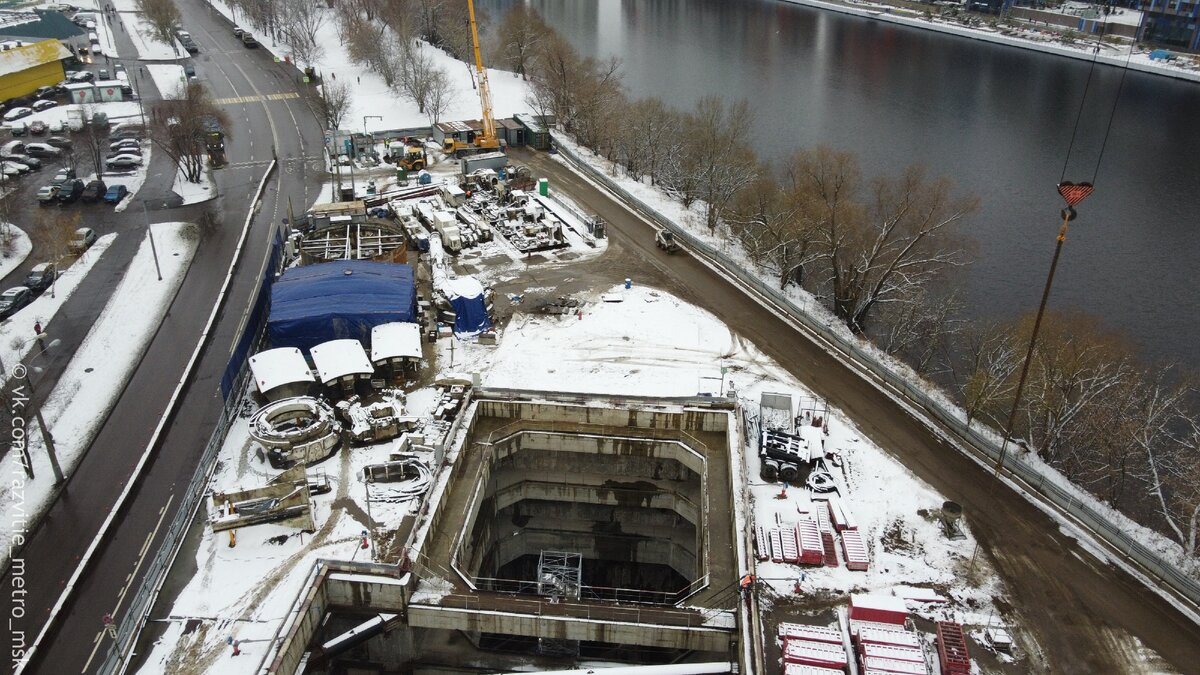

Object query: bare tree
[952,320,1022,427]
[320,79,352,130]
[148,83,230,184]
[493,4,548,79]
[137,0,183,49]
[424,68,455,126]
[681,96,757,230]
[278,0,327,65]
[1015,312,1135,465]
[789,146,978,334]
[31,209,80,267]
[78,106,107,178]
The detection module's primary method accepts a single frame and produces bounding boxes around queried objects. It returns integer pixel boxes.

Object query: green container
[538,178,549,196]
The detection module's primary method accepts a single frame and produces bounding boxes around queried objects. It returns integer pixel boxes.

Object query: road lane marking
[211,91,300,105]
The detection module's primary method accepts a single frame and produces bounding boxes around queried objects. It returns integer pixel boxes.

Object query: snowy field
[0,223,198,570]
[139,282,1015,673]
[0,224,31,280]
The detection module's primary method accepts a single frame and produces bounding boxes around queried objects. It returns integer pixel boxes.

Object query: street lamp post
[143,201,163,281]
[19,339,65,484]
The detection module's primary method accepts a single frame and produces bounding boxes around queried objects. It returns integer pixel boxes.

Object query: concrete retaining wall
[407,605,732,652]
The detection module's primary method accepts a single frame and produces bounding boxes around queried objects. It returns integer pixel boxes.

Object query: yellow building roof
[0,39,71,79]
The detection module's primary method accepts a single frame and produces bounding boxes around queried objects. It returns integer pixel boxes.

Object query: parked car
[23,263,56,295]
[26,143,63,158]
[50,167,76,185]
[1,140,25,155]
[92,111,108,128]
[81,179,106,202]
[0,162,22,177]
[184,63,196,79]
[68,70,95,83]
[33,88,57,101]
[3,107,32,122]
[2,153,40,170]
[110,138,140,151]
[109,123,143,140]
[103,184,128,204]
[32,99,56,112]
[233,26,244,38]
[98,68,109,80]
[69,227,97,252]
[8,124,27,137]
[240,33,258,47]
[57,178,84,203]
[105,155,142,169]
[36,184,59,203]
[47,120,69,134]
[0,287,33,320]
[44,136,71,150]
[28,121,47,135]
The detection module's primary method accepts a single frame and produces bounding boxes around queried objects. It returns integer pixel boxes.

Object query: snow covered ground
[172,159,215,205]
[4,100,144,135]
[146,64,187,99]
[0,224,31,280]
[138,282,1011,673]
[0,223,198,570]
[206,0,536,131]
[117,8,186,61]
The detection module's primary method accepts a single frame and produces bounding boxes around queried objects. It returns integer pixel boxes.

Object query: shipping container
[858,626,921,649]
[937,621,971,674]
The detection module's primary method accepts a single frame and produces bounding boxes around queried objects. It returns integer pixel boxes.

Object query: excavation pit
[413,394,741,641]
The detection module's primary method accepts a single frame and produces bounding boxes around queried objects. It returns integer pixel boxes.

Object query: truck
[655,229,679,253]
[201,115,226,167]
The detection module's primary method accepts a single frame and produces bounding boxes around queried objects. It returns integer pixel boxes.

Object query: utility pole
[22,360,65,484]
[143,201,163,281]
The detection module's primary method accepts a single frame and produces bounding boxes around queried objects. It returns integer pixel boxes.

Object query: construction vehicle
[443,0,501,159]
[391,139,426,171]
[655,230,679,253]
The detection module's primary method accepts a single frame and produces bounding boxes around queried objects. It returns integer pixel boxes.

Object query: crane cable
[1058,0,1135,187]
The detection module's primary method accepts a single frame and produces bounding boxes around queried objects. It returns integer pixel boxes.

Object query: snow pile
[118,9,185,61]
[0,223,31,280]
[172,157,215,205]
[0,224,198,570]
[146,63,187,99]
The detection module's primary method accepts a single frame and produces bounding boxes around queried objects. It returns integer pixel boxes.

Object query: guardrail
[94,162,285,674]
[550,135,1200,612]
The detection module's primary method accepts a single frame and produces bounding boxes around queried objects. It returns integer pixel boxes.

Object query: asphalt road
[511,147,1200,674]
[2,1,324,672]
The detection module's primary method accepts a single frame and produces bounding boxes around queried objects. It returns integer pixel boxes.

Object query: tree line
[493,5,1200,565]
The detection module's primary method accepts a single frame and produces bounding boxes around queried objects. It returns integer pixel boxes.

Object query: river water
[479,0,1200,367]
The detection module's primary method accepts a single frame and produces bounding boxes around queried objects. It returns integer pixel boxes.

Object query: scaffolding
[536,550,582,657]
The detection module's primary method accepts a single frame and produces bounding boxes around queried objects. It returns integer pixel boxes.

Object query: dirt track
[509,148,1200,675]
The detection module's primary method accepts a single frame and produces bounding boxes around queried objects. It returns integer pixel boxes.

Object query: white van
[88,32,99,44]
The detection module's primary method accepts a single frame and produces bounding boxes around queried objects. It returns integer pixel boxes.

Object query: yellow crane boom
[467,0,496,147]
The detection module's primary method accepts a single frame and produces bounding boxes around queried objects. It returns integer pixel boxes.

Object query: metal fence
[550,135,1200,610]
[99,231,288,674]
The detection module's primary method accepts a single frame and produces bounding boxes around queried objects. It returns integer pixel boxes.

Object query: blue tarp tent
[444,277,491,336]
[268,261,417,351]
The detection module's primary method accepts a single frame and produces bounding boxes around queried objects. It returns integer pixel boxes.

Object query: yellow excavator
[443,0,502,159]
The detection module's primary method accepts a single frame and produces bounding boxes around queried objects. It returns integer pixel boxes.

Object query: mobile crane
[443,0,502,158]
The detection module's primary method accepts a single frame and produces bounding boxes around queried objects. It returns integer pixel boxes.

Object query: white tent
[248,347,314,399]
[310,339,374,386]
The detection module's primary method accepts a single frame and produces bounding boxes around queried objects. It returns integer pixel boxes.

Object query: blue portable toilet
[418,170,432,185]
